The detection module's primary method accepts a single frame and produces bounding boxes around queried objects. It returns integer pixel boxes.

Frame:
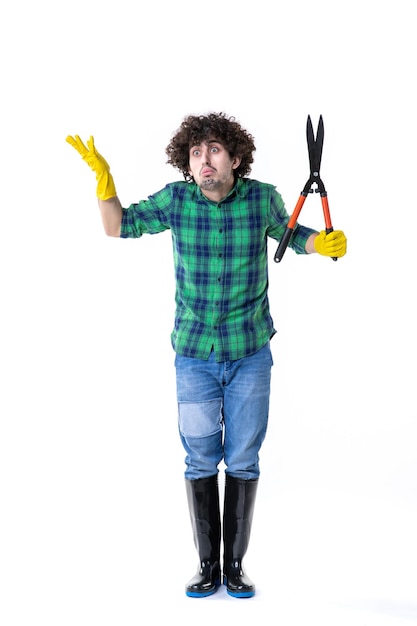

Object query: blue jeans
[175,343,273,480]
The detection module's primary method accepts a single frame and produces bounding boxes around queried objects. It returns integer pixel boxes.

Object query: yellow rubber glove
[66,135,117,200]
[314,230,347,257]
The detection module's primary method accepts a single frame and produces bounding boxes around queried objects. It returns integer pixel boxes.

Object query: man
[66,112,347,599]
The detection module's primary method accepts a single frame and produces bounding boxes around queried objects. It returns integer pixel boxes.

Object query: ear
[232,155,241,170]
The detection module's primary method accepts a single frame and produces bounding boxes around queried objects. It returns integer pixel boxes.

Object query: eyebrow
[190,139,222,149]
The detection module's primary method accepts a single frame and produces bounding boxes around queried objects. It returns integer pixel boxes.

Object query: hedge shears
[274,115,337,263]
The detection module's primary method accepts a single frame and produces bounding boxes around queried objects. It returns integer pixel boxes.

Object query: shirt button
[219,228,223,233]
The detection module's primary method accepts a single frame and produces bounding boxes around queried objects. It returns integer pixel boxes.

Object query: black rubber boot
[223,475,258,598]
[185,475,221,597]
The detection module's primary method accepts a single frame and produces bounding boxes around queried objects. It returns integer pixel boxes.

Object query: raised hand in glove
[314,230,347,258]
[66,135,117,200]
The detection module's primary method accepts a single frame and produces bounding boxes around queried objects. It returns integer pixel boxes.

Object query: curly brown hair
[165,112,256,182]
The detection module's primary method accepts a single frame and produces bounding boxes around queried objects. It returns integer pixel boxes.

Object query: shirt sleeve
[120,185,173,239]
[267,187,317,255]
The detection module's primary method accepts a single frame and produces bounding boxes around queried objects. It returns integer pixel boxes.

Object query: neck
[200,179,235,203]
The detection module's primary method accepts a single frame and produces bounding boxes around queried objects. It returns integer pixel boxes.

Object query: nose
[201,147,211,164]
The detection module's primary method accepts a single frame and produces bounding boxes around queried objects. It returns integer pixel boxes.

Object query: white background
[1,1,416,624]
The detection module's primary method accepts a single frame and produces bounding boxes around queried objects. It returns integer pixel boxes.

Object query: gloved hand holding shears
[313,229,347,257]
[274,115,347,262]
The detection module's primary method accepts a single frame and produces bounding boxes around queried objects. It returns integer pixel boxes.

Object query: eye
[210,146,219,153]
[191,149,201,157]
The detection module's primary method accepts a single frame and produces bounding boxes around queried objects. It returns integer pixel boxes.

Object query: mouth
[201,167,215,177]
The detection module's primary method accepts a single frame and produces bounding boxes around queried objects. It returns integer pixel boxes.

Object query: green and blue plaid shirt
[121,178,316,362]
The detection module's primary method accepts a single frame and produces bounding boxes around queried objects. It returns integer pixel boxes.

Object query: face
[188,139,241,201]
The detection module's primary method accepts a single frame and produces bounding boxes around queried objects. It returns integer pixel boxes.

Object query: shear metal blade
[315,115,324,172]
[306,115,324,174]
